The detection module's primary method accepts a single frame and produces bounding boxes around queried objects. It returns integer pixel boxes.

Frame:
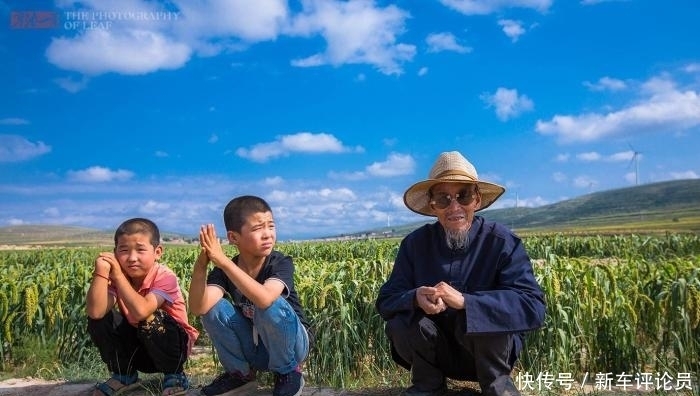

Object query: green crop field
[1,235,699,394]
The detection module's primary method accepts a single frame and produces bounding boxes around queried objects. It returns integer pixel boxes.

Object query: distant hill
[0,225,114,247]
[2,179,699,246]
[333,179,700,239]
[0,225,194,247]
[482,178,700,233]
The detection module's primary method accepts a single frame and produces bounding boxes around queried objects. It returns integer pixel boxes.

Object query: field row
[0,235,698,389]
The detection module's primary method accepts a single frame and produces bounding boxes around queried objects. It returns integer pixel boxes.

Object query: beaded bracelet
[92,272,110,282]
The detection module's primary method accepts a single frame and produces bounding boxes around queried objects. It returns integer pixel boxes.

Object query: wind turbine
[627,144,642,186]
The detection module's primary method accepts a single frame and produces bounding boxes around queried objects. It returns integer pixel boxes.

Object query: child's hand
[199,224,228,267]
[195,248,210,268]
[94,253,112,274]
[98,252,123,278]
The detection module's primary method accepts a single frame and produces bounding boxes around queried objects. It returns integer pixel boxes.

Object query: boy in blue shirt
[189,195,311,396]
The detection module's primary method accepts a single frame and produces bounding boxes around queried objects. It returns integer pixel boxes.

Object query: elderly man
[376,151,546,396]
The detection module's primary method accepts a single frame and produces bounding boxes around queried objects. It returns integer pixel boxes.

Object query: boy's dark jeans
[87,309,189,377]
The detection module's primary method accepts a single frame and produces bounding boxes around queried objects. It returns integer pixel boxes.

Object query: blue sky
[1,0,699,241]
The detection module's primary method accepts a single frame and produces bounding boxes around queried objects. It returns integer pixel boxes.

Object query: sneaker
[272,369,304,396]
[200,371,257,396]
[403,383,448,396]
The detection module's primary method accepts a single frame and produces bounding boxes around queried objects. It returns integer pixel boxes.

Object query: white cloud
[497,19,526,42]
[475,171,501,185]
[327,152,415,180]
[683,63,700,73]
[480,87,534,121]
[554,153,570,162]
[291,54,325,68]
[236,132,362,162]
[208,134,219,144]
[640,75,679,95]
[426,32,472,53]
[573,175,598,189]
[492,194,549,209]
[44,207,60,217]
[155,151,169,157]
[572,150,637,162]
[576,152,601,161]
[669,171,699,179]
[383,138,398,147]
[54,76,91,93]
[580,0,625,5]
[365,153,415,177]
[45,0,417,77]
[47,29,192,75]
[608,150,636,162]
[174,0,288,42]
[519,196,549,208]
[47,0,288,75]
[140,200,171,214]
[264,176,284,186]
[282,133,346,152]
[268,187,357,203]
[67,166,134,182]
[0,118,30,125]
[552,172,567,183]
[288,0,415,75]
[328,170,367,181]
[0,135,52,162]
[624,171,637,184]
[439,0,551,15]
[0,175,240,237]
[583,76,627,91]
[418,67,429,76]
[536,76,700,143]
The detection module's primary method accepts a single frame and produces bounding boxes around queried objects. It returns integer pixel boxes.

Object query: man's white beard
[445,228,469,250]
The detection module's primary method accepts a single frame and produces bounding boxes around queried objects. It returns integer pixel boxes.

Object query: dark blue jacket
[376,216,546,335]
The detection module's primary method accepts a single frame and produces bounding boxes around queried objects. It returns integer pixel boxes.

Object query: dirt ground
[1,377,678,395]
[0,377,486,396]
[0,378,351,396]
[0,377,365,396]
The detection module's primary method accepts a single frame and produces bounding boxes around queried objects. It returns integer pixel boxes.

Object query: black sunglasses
[430,188,477,210]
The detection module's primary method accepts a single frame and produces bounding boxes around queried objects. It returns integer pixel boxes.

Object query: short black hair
[223,196,272,233]
[114,217,161,247]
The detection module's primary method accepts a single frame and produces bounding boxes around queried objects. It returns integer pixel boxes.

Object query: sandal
[92,375,142,396]
[162,372,190,396]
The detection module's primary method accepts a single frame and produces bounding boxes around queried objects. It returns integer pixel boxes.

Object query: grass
[2,232,699,395]
[3,339,692,395]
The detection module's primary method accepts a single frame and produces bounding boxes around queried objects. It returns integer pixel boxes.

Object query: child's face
[230,210,276,256]
[114,232,163,279]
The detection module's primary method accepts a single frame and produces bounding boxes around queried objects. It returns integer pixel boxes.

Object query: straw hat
[403,151,505,216]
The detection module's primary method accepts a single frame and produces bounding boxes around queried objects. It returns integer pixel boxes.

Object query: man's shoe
[403,383,448,396]
[272,369,304,396]
[200,371,257,396]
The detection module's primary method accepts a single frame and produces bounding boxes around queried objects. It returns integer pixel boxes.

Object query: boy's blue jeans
[201,297,309,376]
